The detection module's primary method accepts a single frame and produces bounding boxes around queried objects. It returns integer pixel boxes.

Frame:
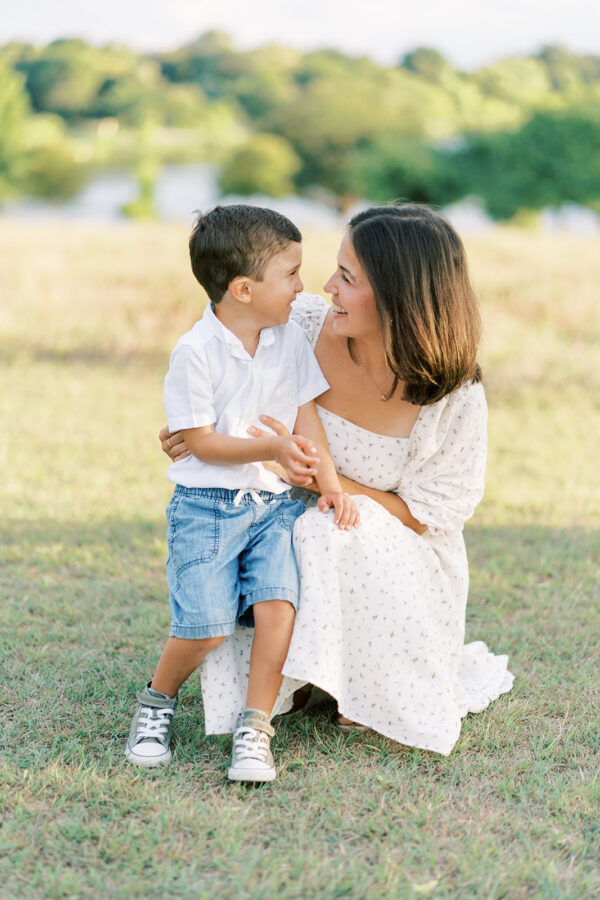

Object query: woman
[162,204,513,754]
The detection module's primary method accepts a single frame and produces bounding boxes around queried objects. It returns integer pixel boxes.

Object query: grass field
[1,220,599,899]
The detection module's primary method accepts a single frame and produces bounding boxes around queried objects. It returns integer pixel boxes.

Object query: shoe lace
[233,726,270,761]
[135,705,174,742]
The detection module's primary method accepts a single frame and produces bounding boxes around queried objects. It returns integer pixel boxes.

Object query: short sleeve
[396,382,488,535]
[292,325,330,406]
[289,293,329,349]
[164,343,216,432]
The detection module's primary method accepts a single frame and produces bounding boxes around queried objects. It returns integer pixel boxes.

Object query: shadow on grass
[1,517,598,773]
[3,515,597,608]
[3,516,598,655]
[0,342,165,370]
[2,514,164,556]
[4,515,597,569]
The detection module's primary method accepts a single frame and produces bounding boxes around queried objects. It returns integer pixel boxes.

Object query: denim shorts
[165,486,306,639]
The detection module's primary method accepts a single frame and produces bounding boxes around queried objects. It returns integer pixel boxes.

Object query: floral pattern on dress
[198,293,513,753]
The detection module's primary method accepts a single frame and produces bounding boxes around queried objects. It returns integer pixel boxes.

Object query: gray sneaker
[125,683,178,767]
[228,709,276,782]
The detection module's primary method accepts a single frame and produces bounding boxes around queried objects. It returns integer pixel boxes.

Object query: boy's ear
[228,275,252,305]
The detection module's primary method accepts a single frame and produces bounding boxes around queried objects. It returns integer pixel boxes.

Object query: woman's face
[324,232,380,340]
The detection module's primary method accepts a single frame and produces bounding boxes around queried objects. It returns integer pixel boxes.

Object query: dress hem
[280,665,458,756]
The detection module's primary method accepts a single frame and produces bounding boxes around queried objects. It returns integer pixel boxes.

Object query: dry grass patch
[1,220,599,899]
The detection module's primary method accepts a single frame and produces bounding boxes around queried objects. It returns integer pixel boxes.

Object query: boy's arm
[181,424,320,482]
[165,343,319,477]
[292,401,341,494]
[291,401,360,529]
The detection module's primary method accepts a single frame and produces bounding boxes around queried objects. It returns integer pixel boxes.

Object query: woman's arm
[250,408,359,529]
[248,415,424,535]
[160,421,423,533]
[279,467,425,535]
[335,474,426,535]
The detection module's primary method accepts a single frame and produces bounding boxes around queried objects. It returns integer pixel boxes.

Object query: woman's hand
[248,415,317,488]
[159,426,191,462]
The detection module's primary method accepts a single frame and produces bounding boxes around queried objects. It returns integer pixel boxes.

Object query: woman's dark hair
[348,204,482,405]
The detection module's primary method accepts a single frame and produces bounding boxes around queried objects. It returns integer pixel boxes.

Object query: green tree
[475,57,552,107]
[93,61,164,124]
[538,45,600,91]
[122,119,160,219]
[218,133,300,197]
[158,31,242,100]
[159,84,210,127]
[443,110,600,219]
[5,34,600,216]
[16,39,104,118]
[294,48,374,87]
[0,57,30,197]
[348,138,445,204]
[230,45,300,120]
[15,39,142,121]
[265,68,432,204]
[23,141,86,199]
[400,48,453,82]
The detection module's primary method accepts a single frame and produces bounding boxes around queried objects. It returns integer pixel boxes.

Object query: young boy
[126,205,358,782]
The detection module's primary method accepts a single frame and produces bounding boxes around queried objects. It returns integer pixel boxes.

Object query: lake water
[2,164,599,234]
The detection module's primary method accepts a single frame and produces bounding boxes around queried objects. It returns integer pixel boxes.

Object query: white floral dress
[199,294,513,754]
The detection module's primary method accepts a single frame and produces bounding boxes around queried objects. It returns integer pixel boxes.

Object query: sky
[1,0,598,69]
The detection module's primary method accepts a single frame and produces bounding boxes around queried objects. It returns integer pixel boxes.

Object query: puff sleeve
[289,293,329,350]
[395,381,488,535]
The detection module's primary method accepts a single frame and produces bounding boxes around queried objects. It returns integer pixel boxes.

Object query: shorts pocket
[170,495,221,571]
[276,499,306,530]
[165,493,182,554]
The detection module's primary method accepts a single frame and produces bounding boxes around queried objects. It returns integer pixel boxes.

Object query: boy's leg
[126,634,225,767]
[127,487,250,767]
[151,635,226,698]
[245,599,295,715]
[228,497,304,782]
[227,599,295,783]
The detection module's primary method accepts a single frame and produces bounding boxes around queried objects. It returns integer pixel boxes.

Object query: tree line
[1,33,599,218]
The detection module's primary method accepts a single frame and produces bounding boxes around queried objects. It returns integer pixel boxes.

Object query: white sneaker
[125,683,177,767]
[228,709,276,782]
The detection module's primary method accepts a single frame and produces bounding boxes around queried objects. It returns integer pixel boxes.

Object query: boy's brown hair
[189,205,301,303]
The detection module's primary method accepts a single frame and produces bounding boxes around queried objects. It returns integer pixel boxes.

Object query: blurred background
[1,0,599,229]
[2,8,600,895]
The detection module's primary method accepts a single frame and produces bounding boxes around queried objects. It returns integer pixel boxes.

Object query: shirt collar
[202,303,276,358]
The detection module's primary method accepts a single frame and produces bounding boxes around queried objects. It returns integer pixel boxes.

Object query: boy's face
[249,242,303,327]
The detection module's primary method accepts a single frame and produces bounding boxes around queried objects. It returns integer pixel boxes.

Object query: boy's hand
[270,434,320,481]
[318,492,360,530]
[248,416,317,487]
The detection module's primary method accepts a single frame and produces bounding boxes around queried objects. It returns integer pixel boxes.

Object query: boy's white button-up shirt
[164,298,330,492]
